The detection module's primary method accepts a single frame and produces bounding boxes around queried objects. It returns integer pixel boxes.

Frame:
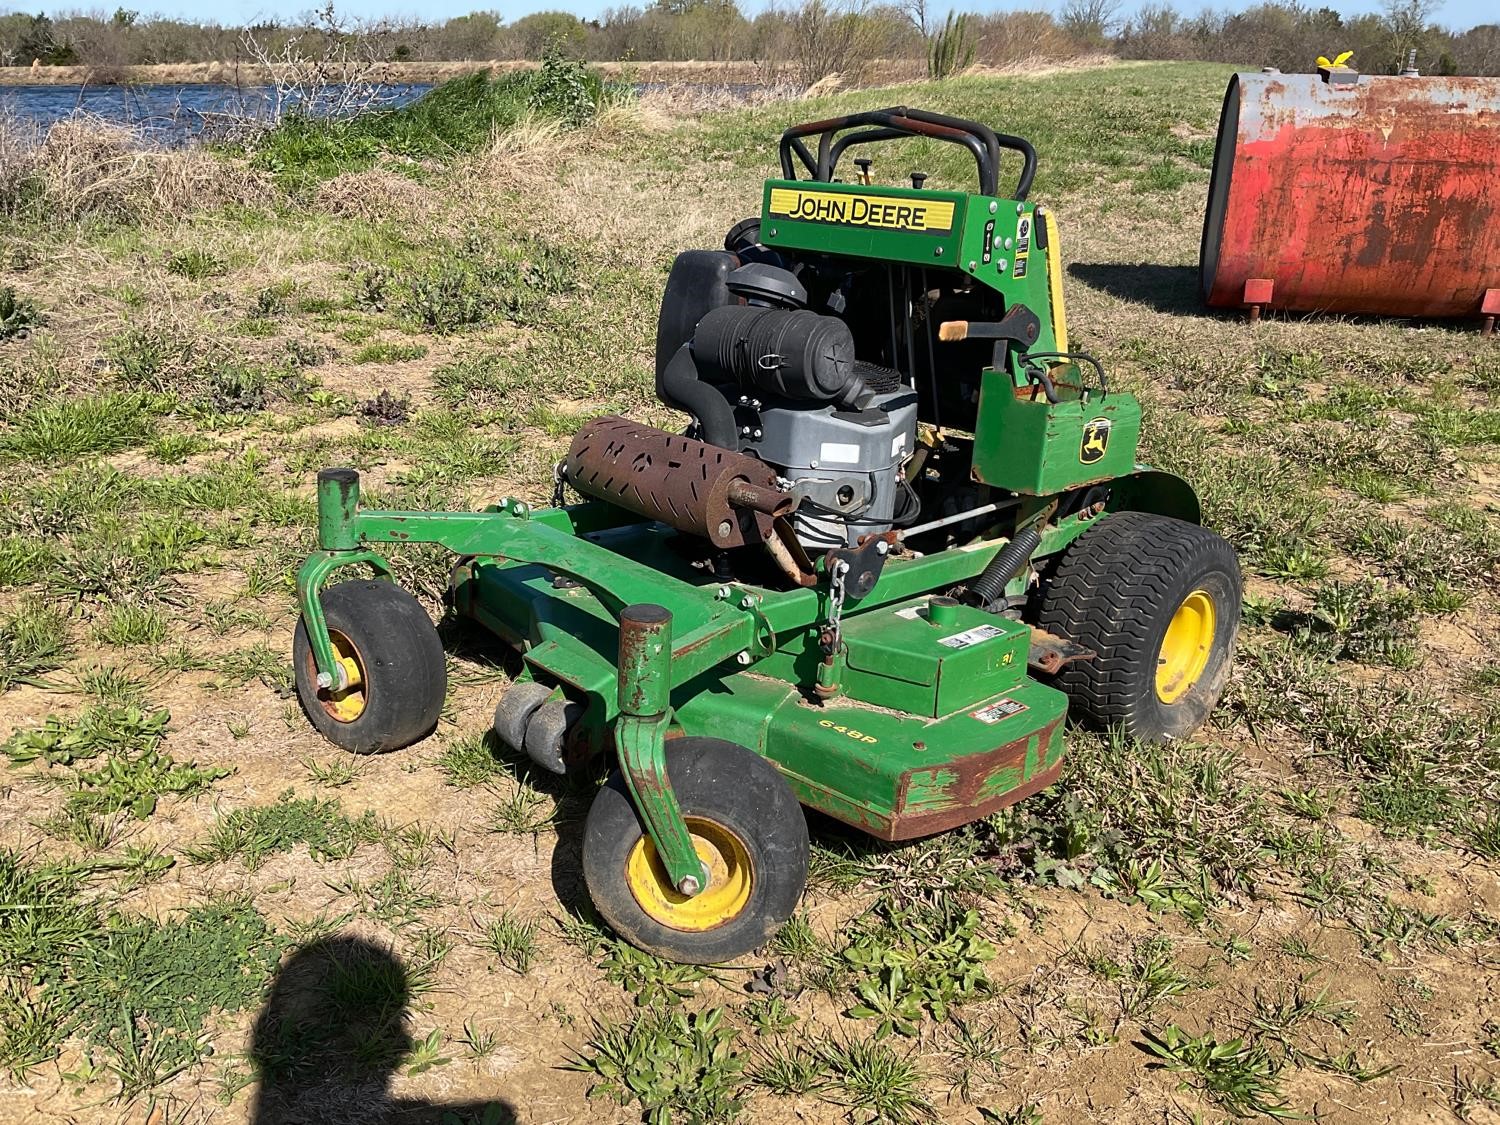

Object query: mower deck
[450,515,1068,840]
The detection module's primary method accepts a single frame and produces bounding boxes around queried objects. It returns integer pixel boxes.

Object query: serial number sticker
[768,187,956,234]
[971,698,1029,724]
[819,719,877,744]
[938,624,1006,649]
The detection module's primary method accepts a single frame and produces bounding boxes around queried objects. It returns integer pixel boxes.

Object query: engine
[650,252,919,550]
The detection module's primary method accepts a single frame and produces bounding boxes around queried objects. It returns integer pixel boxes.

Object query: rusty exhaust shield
[564,416,814,584]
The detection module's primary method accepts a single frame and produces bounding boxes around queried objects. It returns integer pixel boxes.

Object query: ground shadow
[1068,262,1206,317]
[250,936,518,1125]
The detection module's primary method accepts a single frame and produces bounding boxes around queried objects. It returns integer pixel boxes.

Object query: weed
[0,598,71,690]
[844,903,995,1036]
[488,783,555,834]
[0,284,45,340]
[458,1018,499,1060]
[64,746,231,820]
[569,1006,745,1124]
[1079,934,1195,1019]
[599,939,710,1007]
[818,1035,936,1124]
[1279,785,1336,821]
[0,984,65,1080]
[942,1016,1013,1100]
[357,388,411,426]
[433,351,514,409]
[0,852,285,1099]
[482,909,540,974]
[743,995,799,1036]
[768,913,823,963]
[354,341,428,364]
[103,326,184,389]
[405,1028,452,1077]
[4,705,169,765]
[0,536,58,587]
[93,601,168,647]
[1139,1025,1300,1119]
[750,1035,826,1095]
[302,754,365,788]
[437,730,508,787]
[150,432,211,463]
[1451,1069,1500,1121]
[213,642,295,695]
[1247,978,1355,1045]
[980,1103,1043,1125]
[188,790,383,869]
[165,247,227,278]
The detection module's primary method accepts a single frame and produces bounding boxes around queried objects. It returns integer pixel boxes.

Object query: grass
[353,340,428,364]
[0,59,1496,1124]
[0,392,162,463]
[482,909,540,974]
[186,790,383,869]
[0,849,284,1094]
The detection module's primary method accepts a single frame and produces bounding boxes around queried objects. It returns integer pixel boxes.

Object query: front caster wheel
[293,579,446,754]
[583,737,808,965]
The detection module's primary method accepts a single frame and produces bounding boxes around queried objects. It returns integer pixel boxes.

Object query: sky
[10,0,1492,35]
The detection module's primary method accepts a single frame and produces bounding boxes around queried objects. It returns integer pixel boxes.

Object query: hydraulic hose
[969,524,1042,608]
[656,342,739,451]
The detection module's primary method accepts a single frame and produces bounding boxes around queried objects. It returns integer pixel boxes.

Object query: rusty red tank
[1200,69,1500,327]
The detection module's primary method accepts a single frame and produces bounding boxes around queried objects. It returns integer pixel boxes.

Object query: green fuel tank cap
[927,596,961,626]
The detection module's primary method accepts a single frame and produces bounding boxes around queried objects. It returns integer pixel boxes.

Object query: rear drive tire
[293,579,446,753]
[1035,511,1241,741]
[583,737,808,964]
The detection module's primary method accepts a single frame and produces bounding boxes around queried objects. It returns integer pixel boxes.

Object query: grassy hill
[0,62,1496,1124]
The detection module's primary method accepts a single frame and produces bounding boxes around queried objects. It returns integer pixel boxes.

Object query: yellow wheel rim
[625,818,753,933]
[318,631,367,723]
[1156,589,1216,704]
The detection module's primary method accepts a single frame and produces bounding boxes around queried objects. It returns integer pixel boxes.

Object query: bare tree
[1382,0,1438,70]
[1059,0,1121,46]
[900,0,931,38]
[237,2,402,128]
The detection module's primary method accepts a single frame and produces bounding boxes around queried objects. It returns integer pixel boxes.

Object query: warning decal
[938,624,1006,649]
[971,698,1029,724]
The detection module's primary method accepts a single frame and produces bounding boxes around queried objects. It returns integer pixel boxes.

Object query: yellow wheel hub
[1156,589,1216,704]
[625,818,753,932]
[319,631,367,723]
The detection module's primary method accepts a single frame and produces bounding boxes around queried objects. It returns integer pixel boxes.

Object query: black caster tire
[523,698,582,775]
[583,737,808,965]
[1035,511,1241,741]
[493,681,554,753]
[293,579,446,754]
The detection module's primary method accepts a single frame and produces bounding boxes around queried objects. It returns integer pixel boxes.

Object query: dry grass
[1,115,268,223]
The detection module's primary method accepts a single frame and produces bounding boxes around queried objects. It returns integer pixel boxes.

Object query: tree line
[2,0,1495,80]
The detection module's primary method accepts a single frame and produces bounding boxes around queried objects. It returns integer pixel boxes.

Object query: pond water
[1,80,770,145]
[0,82,436,143]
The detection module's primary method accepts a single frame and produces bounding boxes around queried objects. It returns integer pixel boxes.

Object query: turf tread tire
[293,579,446,754]
[1036,511,1240,741]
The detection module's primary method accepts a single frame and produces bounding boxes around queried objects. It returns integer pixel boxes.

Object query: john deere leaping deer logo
[1080,417,1111,464]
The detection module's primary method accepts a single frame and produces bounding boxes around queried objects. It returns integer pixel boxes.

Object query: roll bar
[778,106,1038,201]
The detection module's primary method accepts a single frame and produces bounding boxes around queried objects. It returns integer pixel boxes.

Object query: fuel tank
[1200,69,1500,321]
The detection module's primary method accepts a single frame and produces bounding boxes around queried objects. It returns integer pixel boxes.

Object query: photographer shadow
[250,935,517,1125]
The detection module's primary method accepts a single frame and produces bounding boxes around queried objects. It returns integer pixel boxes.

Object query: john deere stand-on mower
[294,108,1241,963]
